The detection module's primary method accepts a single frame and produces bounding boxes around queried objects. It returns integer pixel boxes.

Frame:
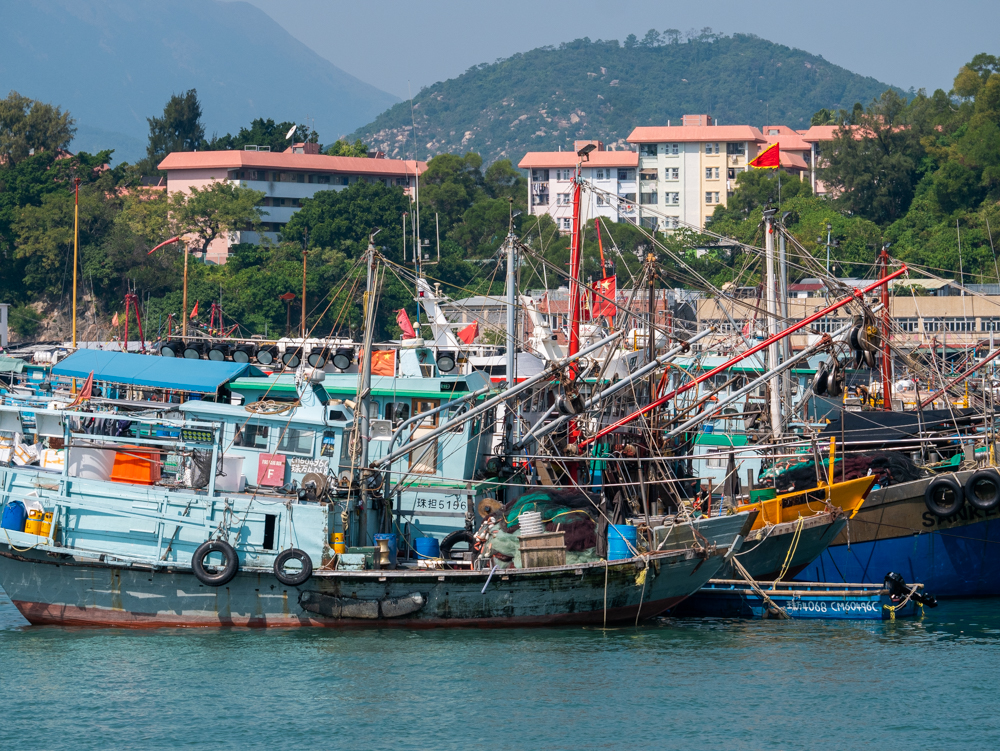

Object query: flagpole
[181,243,190,338]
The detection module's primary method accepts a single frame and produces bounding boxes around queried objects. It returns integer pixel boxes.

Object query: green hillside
[351,31,899,163]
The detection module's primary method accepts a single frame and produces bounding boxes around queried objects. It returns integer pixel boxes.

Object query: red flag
[189,300,199,319]
[457,321,478,344]
[396,309,416,339]
[111,311,119,327]
[68,371,94,408]
[591,275,617,318]
[749,142,779,169]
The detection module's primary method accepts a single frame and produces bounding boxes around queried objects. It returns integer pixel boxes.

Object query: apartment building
[626,115,767,230]
[518,141,638,232]
[158,143,426,263]
[798,125,841,195]
[761,125,811,180]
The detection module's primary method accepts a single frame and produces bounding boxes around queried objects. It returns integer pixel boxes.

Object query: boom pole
[577,265,909,448]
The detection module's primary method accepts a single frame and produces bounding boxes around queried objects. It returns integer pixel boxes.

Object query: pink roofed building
[797,125,842,196]
[518,141,639,233]
[762,125,811,179]
[158,143,426,264]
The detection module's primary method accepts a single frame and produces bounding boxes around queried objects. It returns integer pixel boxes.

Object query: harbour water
[2,585,998,750]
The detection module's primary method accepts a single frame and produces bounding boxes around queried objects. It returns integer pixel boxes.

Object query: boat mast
[358,230,380,543]
[764,209,782,440]
[567,158,584,376]
[879,244,893,411]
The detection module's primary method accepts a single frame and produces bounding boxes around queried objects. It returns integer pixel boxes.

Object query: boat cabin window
[233,422,270,450]
[387,402,410,427]
[413,399,440,427]
[278,428,316,455]
[444,406,466,433]
[705,449,724,468]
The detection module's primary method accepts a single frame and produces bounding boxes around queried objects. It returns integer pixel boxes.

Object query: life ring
[964,469,1000,511]
[440,530,476,559]
[192,539,239,586]
[273,548,313,587]
[924,476,964,518]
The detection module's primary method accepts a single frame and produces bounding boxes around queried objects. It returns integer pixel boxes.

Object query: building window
[639,169,658,181]
[555,169,572,180]
[665,168,679,180]
[923,318,943,333]
[667,192,679,205]
[727,143,745,156]
[620,192,636,202]
[532,169,550,182]
[668,143,679,155]
[396,177,409,186]
[727,168,737,180]
[714,192,720,203]
[946,318,975,332]
[640,216,658,230]
[561,218,571,231]
[594,168,605,180]
[706,192,713,204]
[982,318,1000,332]
[532,193,549,206]
[664,216,680,229]
[596,195,607,206]
[557,193,570,206]
[896,318,919,332]
[640,144,658,157]
[705,143,720,154]
[640,191,658,204]
[617,169,635,181]
[705,167,719,179]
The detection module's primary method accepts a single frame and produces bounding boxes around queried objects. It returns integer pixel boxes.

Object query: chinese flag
[749,142,779,169]
[189,300,199,319]
[591,275,617,318]
[371,349,396,376]
[396,308,417,339]
[457,321,479,344]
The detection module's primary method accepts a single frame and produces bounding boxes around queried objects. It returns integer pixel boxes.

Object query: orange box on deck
[111,446,162,485]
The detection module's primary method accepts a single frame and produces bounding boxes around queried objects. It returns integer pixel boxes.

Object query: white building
[627,115,767,230]
[518,141,639,232]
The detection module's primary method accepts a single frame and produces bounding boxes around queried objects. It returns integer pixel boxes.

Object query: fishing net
[772,451,925,493]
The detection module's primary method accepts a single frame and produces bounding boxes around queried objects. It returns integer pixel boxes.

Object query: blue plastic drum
[607,524,638,561]
[414,536,440,559]
[0,501,27,533]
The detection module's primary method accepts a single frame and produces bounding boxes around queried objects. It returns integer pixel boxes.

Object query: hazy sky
[238,0,998,99]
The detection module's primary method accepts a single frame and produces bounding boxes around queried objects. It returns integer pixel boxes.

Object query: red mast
[879,245,893,411]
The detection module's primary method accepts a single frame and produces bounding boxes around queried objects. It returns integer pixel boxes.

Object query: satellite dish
[285,125,297,140]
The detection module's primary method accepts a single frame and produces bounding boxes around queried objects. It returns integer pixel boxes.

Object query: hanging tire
[964,470,1000,511]
[440,530,476,559]
[192,540,239,586]
[924,477,964,518]
[812,363,829,396]
[273,548,313,587]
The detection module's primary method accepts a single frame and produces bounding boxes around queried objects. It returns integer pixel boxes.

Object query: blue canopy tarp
[52,349,264,393]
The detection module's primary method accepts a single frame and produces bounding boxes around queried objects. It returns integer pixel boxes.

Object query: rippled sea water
[2,585,999,750]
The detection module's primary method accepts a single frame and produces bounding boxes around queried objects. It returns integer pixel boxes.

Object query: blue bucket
[414,536,440,559]
[1,501,27,533]
[374,533,398,567]
[607,524,638,561]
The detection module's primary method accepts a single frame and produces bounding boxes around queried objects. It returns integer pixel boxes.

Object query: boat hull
[726,513,847,581]
[795,470,1000,597]
[0,545,729,628]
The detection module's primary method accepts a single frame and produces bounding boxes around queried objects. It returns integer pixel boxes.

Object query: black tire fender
[440,530,476,559]
[273,548,313,587]
[812,362,829,396]
[192,539,239,586]
[924,476,964,518]
[965,469,1000,511]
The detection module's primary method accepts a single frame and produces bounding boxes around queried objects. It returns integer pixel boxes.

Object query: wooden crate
[519,531,566,568]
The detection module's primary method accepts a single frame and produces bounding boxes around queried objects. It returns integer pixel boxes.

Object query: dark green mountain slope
[352,32,899,163]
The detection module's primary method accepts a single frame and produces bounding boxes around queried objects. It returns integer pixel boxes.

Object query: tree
[210,118,318,153]
[168,181,266,256]
[419,152,484,228]
[708,168,812,226]
[0,91,75,166]
[142,90,206,172]
[820,90,922,224]
[325,139,369,157]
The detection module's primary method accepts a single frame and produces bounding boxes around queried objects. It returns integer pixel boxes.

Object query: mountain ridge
[350,33,900,164]
[1,0,399,162]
